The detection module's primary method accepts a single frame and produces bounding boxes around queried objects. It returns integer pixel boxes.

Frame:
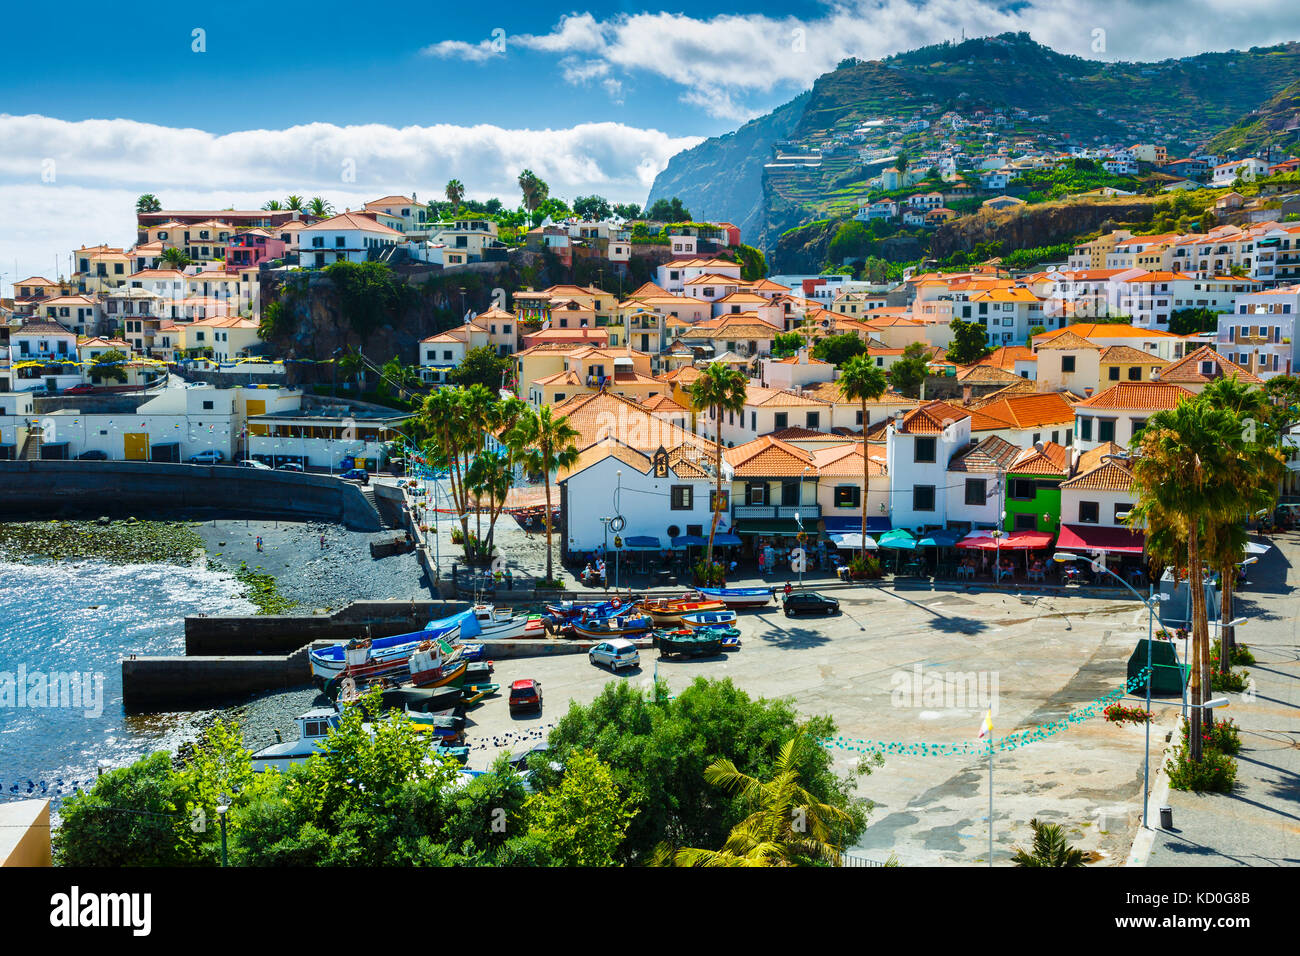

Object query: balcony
[733,504,821,520]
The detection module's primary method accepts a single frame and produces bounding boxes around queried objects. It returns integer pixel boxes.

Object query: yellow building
[1097,345,1168,385]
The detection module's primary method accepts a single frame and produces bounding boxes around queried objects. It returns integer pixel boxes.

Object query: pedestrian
[784,581,793,598]
[319,534,326,550]
[758,549,765,575]
[256,536,263,552]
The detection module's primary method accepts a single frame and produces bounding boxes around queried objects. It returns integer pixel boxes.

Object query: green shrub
[1211,637,1255,666]
[1211,668,1249,693]
[1164,743,1237,793]
[1180,716,1242,756]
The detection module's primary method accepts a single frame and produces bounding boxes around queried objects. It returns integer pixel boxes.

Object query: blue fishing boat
[680,609,738,630]
[309,620,462,683]
[695,586,774,609]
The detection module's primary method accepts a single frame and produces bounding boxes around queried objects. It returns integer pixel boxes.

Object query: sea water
[0,558,254,804]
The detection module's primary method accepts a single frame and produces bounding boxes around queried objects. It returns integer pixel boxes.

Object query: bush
[1165,744,1238,793]
[848,555,882,579]
[1211,668,1250,693]
[692,559,726,586]
[1180,716,1242,756]
[1211,637,1255,666]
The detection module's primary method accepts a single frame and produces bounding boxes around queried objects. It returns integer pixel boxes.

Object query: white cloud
[431,1,1300,118]
[421,38,502,63]
[0,114,700,294]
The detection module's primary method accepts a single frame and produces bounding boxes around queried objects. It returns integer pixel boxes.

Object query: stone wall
[0,460,382,531]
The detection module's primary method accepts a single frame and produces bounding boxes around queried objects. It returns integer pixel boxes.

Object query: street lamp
[215,796,229,867]
[1054,549,1170,830]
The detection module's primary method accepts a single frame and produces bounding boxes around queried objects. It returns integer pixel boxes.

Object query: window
[964,478,986,506]
[912,485,935,511]
[1078,501,1100,524]
[1097,419,1116,443]
[670,486,693,510]
[1009,478,1037,500]
[780,480,800,506]
[1061,355,1076,373]
[1108,366,1120,380]
[834,485,860,508]
[745,483,767,505]
[914,436,936,463]
[805,411,820,429]
[1078,416,1092,442]
[1013,512,1039,531]
[202,400,214,410]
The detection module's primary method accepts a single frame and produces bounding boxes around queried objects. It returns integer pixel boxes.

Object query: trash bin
[1159,805,1173,829]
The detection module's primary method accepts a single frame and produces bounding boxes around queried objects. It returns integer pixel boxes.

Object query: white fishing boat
[251,709,338,772]
[308,620,461,683]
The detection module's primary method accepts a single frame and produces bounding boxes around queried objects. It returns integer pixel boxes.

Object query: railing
[732,504,821,520]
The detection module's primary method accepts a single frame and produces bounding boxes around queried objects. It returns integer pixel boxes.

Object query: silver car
[588,638,640,672]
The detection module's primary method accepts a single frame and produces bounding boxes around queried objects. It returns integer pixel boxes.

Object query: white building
[297,212,405,269]
[1220,284,1300,378]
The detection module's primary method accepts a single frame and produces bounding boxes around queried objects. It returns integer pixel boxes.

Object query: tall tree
[1129,400,1243,762]
[839,356,888,555]
[510,405,579,584]
[160,247,192,269]
[262,199,283,211]
[946,318,993,365]
[284,195,305,211]
[135,194,162,214]
[517,169,549,214]
[445,179,466,214]
[689,363,749,569]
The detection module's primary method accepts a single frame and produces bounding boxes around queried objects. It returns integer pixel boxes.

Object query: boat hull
[681,610,739,630]
[695,587,774,609]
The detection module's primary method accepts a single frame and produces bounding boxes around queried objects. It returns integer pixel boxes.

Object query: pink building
[225,230,286,272]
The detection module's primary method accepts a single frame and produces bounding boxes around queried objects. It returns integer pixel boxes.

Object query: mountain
[647,32,1300,253]
[1207,80,1300,157]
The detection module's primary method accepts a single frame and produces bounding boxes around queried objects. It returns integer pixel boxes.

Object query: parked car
[276,462,304,472]
[339,468,369,485]
[507,741,549,772]
[783,591,840,617]
[237,459,271,470]
[76,449,108,461]
[63,384,95,395]
[508,678,543,714]
[588,638,640,672]
[187,449,225,464]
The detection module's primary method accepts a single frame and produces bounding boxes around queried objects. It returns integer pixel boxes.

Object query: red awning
[955,530,1054,551]
[1057,524,1145,555]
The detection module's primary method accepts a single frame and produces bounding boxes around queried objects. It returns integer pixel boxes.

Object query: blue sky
[2,1,1298,293]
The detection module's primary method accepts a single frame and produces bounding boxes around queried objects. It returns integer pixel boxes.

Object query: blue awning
[917,530,962,547]
[623,535,661,550]
[822,516,892,533]
[671,535,708,548]
[714,533,742,546]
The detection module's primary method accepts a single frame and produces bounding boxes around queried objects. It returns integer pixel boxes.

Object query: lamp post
[215,796,229,868]
[796,464,811,589]
[1054,550,1171,830]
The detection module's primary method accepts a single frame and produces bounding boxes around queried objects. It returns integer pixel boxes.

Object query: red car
[508,679,542,713]
[63,384,95,394]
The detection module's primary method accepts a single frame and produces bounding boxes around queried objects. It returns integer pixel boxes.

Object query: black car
[783,592,840,617]
[76,450,108,461]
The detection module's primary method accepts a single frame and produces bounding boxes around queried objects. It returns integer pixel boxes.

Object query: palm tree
[160,247,192,270]
[663,736,854,867]
[689,363,749,571]
[445,180,466,215]
[1011,818,1085,867]
[284,195,305,211]
[839,355,888,556]
[1129,399,1243,762]
[307,197,334,218]
[262,199,283,211]
[337,348,365,392]
[511,405,579,584]
[1198,378,1283,674]
[135,194,162,214]
[518,169,549,214]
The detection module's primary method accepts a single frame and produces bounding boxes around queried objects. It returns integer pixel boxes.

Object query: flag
[977,709,993,741]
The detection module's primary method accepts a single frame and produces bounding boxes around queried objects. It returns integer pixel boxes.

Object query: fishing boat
[640,596,726,624]
[694,586,775,610]
[333,680,463,715]
[572,611,654,640]
[406,639,469,689]
[309,620,461,683]
[546,600,639,637]
[251,709,337,772]
[405,711,466,743]
[464,604,545,639]
[656,629,723,659]
[680,609,738,630]
[460,682,500,705]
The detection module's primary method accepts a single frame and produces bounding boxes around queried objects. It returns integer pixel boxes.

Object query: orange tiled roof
[948,435,1021,473]
[975,392,1076,429]
[1008,440,1070,476]
[1157,346,1262,385]
[724,435,814,477]
[1076,381,1196,409]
